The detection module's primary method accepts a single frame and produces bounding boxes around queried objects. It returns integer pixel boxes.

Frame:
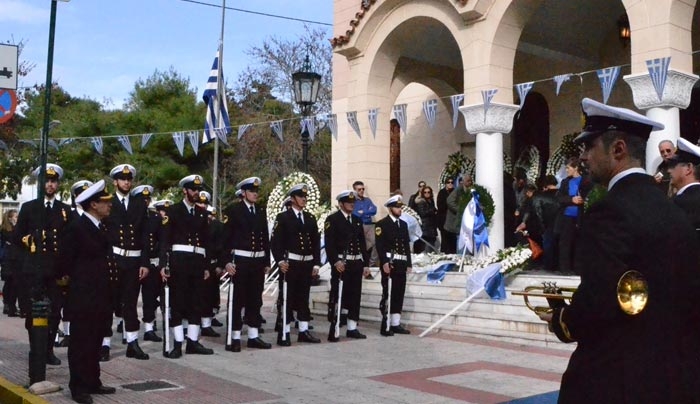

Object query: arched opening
[512,92,549,178]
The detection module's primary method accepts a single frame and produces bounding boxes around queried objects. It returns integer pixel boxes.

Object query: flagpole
[212,0,226,213]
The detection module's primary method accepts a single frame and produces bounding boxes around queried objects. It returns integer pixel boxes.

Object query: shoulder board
[375,226,382,237]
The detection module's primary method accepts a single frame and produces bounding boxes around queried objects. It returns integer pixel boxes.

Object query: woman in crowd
[1,209,20,317]
[414,186,438,253]
[554,157,591,274]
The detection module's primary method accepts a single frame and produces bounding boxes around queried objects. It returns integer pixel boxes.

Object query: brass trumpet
[511,282,575,314]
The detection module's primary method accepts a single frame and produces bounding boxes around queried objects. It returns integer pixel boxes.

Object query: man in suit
[220,177,272,351]
[538,98,700,403]
[160,174,214,358]
[374,195,412,336]
[101,164,150,361]
[667,137,700,239]
[271,184,322,345]
[324,190,370,342]
[58,180,117,404]
[15,163,73,368]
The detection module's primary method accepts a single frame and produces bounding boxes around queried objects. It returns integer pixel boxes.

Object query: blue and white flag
[172,131,186,156]
[553,74,572,96]
[646,57,671,101]
[466,262,506,300]
[91,137,103,155]
[393,104,407,134]
[458,189,490,254]
[237,124,252,140]
[47,139,59,151]
[597,66,621,104]
[300,117,316,141]
[328,114,338,140]
[346,111,361,139]
[270,120,284,142]
[423,99,438,129]
[515,82,534,109]
[141,133,153,149]
[481,89,498,120]
[426,262,457,284]
[117,135,133,155]
[187,131,199,155]
[58,138,74,147]
[202,50,231,144]
[450,94,464,129]
[368,108,379,138]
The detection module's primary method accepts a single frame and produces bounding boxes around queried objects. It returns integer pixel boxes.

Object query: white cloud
[0,1,48,24]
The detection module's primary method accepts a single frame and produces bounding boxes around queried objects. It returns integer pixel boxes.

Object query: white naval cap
[236,177,261,190]
[131,184,153,197]
[75,179,111,206]
[110,164,136,179]
[199,190,211,203]
[152,199,172,210]
[575,98,664,144]
[384,194,404,208]
[235,189,244,198]
[336,190,357,203]
[71,180,93,198]
[178,174,204,190]
[287,183,308,197]
[669,137,700,166]
[32,163,63,180]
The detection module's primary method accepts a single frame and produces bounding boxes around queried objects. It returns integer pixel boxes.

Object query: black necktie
[189,207,194,216]
[250,206,255,215]
[346,215,351,224]
[121,198,126,210]
[45,201,51,215]
[396,220,400,229]
[98,222,106,232]
[297,212,303,224]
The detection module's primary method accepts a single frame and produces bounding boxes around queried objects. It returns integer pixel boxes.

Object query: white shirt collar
[244,201,255,211]
[608,168,647,191]
[83,211,101,229]
[44,197,55,207]
[292,207,303,217]
[676,182,700,196]
[183,200,195,211]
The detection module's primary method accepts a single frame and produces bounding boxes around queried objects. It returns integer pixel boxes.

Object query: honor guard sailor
[15,163,73,368]
[324,190,371,342]
[160,175,215,358]
[270,184,322,345]
[667,137,700,240]
[538,98,700,403]
[198,190,223,338]
[220,177,272,351]
[374,195,412,336]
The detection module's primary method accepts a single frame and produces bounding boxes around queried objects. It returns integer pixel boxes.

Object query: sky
[1,0,333,109]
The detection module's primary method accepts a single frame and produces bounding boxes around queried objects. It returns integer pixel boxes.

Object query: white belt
[149,258,160,266]
[172,244,206,257]
[287,252,314,262]
[233,249,266,258]
[386,253,407,261]
[112,247,142,257]
[340,254,363,261]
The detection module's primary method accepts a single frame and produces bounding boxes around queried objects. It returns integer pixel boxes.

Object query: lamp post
[291,54,321,173]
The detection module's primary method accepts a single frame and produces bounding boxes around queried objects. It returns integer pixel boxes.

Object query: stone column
[623,70,698,174]
[459,103,520,251]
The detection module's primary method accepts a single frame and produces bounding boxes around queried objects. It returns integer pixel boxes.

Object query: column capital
[623,69,698,110]
[459,103,520,135]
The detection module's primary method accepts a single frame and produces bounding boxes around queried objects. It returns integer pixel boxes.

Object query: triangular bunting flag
[300,117,316,141]
[91,137,103,155]
[450,94,464,129]
[515,82,534,109]
[392,104,407,134]
[553,74,572,96]
[47,139,59,151]
[328,114,338,141]
[187,131,199,155]
[237,124,252,140]
[482,89,498,120]
[58,138,74,146]
[172,131,186,156]
[141,133,153,149]
[646,57,672,101]
[423,99,438,129]
[346,111,361,139]
[270,120,284,142]
[117,135,133,155]
[597,66,621,104]
[368,108,379,139]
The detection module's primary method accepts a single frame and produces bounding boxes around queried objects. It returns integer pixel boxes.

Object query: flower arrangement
[456,184,495,226]
[439,152,474,188]
[401,204,422,225]
[314,203,335,233]
[515,145,540,185]
[266,171,321,224]
[458,245,533,277]
[546,132,583,175]
[584,184,607,212]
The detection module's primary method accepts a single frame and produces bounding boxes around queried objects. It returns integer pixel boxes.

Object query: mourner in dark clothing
[436,179,456,253]
[668,137,700,240]
[1,209,20,317]
[539,98,700,403]
[413,186,438,253]
[554,157,592,273]
[530,176,559,271]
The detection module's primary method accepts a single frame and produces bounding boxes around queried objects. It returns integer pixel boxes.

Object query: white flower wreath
[266,171,321,224]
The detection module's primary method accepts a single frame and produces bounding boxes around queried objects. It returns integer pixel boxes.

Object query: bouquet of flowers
[266,171,321,224]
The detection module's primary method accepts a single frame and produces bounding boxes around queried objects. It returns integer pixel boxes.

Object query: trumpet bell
[617,270,648,315]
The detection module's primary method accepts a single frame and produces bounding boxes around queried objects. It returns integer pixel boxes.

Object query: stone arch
[512,92,549,177]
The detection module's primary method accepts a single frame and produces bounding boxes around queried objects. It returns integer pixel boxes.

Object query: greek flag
[450,94,464,128]
[392,104,407,134]
[423,99,438,129]
[141,133,153,149]
[270,120,284,142]
[368,108,378,138]
[515,82,534,109]
[328,114,338,140]
[466,262,506,300]
[117,135,133,155]
[301,117,316,141]
[458,189,489,255]
[91,137,103,155]
[647,57,671,101]
[553,74,572,96]
[237,124,252,140]
[597,66,621,104]
[172,131,186,156]
[203,50,231,145]
[482,89,498,120]
[347,111,361,139]
[187,131,199,155]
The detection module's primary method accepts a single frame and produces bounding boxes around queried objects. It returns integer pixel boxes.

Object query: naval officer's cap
[71,180,93,198]
[235,189,244,199]
[384,194,404,208]
[336,190,357,203]
[287,183,308,198]
[32,163,63,180]
[178,174,204,190]
[131,185,153,198]
[110,164,136,180]
[152,199,172,211]
[236,177,261,191]
[199,190,211,204]
[575,98,664,144]
[668,137,700,166]
[75,179,111,207]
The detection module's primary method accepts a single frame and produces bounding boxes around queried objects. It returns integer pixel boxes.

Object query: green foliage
[456,184,495,227]
[584,184,607,212]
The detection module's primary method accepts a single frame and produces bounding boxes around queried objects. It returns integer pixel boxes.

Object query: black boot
[126,340,149,360]
[144,330,162,342]
[99,346,110,361]
[185,338,214,355]
[46,350,61,366]
[164,341,182,359]
[328,323,339,342]
[225,339,241,352]
[277,331,291,347]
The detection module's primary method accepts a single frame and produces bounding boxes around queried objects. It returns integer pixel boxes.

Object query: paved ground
[0,295,574,404]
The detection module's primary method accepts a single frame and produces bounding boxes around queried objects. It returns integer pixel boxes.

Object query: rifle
[225,253,235,351]
[281,251,288,341]
[162,252,171,356]
[385,251,395,333]
[334,250,347,339]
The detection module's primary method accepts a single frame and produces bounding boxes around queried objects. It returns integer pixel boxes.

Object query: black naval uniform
[374,214,412,330]
[14,198,73,363]
[672,183,700,240]
[220,202,270,334]
[270,208,321,329]
[324,210,368,332]
[56,213,114,399]
[142,208,163,329]
[159,201,210,328]
[204,216,224,321]
[549,173,700,403]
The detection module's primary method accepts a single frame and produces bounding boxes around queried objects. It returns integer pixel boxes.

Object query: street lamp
[292,53,321,173]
